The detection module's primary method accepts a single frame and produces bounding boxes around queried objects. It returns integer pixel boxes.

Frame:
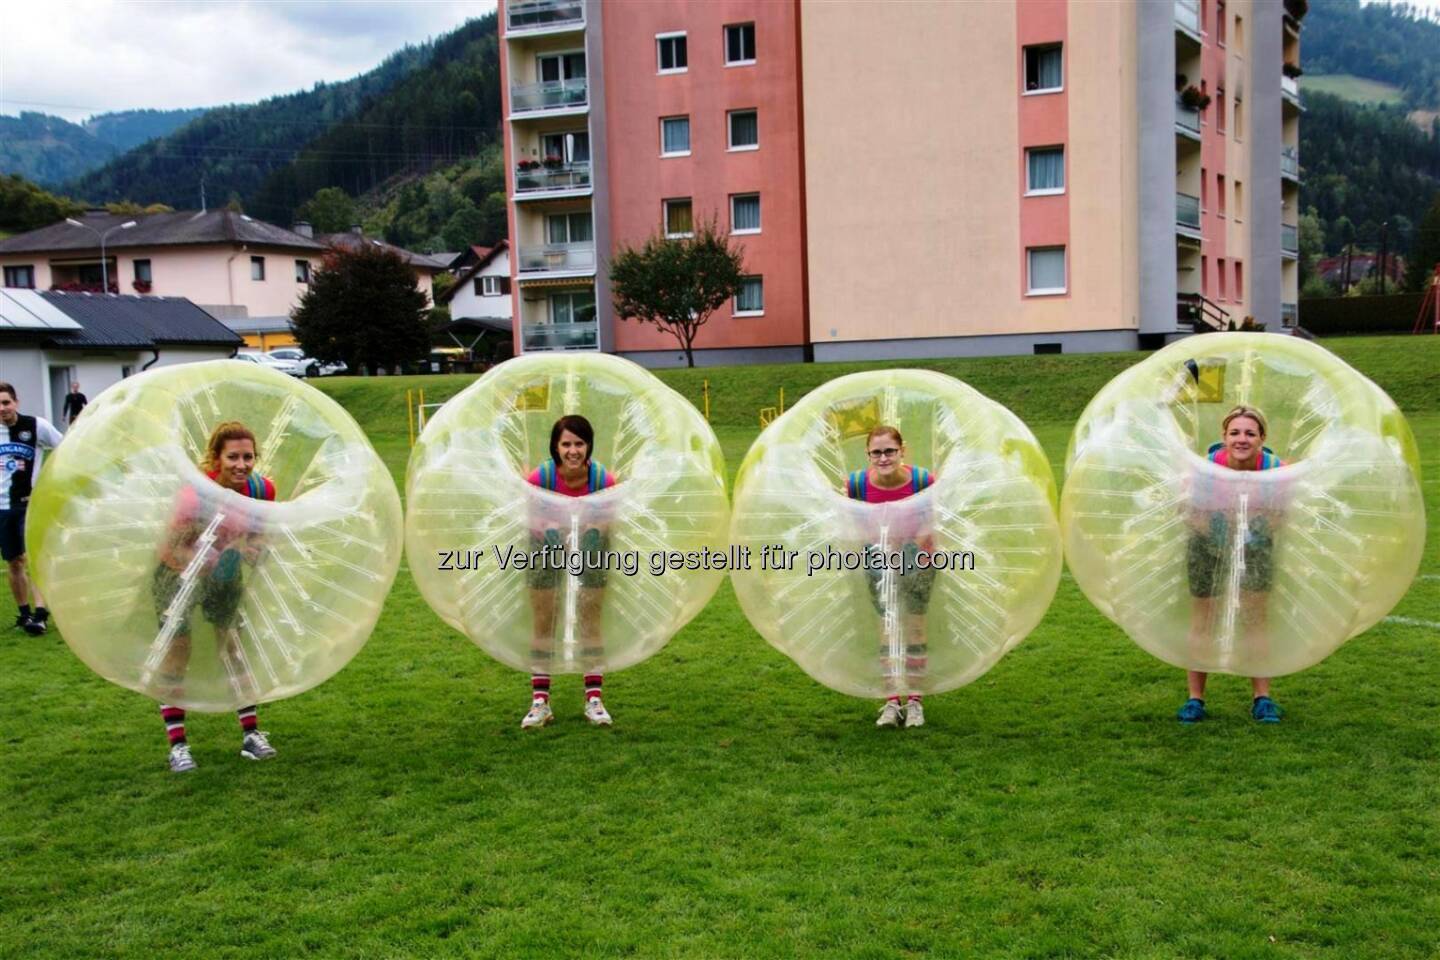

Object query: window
[1026,247,1066,295]
[1233,179,1244,222]
[725,23,756,65]
[661,116,691,156]
[2,265,35,289]
[133,259,152,283]
[1217,0,1227,44]
[1025,147,1065,195]
[1200,168,1208,212]
[546,211,593,244]
[657,33,687,73]
[1234,260,1243,300]
[1234,14,1244,49]
[728,109,759,151]
[541,130,590,164]
[121,364,135,379]
[1233,99,1244,141]
[1217,174,1226,217]
[1218,257,1228,300]
[538,52,586,83]
[1201,255,1209,297]
[730,194,761,234]
[1216,89,1226,133]
[734,276,764,315]
[1023,44,1062,93]
[664,198,693,238]
[478,275,509,296]
[294,259,310,283]
[250,256,266,281]
[551,290,596,324]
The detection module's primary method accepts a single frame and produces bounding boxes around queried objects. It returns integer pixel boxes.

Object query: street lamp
[64,218,137,293]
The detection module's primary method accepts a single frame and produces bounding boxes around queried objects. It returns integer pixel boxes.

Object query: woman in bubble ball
[151,421,278,772]
[521,414,619,729]
[1178,405,1286,724]
[846,425,935,729]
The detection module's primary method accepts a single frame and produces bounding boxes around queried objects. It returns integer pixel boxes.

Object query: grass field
[1300,73,1405,105]
[3,336,1438,958]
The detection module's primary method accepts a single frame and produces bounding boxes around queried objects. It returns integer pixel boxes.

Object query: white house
[440,241,511,324]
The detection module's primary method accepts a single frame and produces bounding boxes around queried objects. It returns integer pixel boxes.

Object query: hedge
[1298,293,1427,335]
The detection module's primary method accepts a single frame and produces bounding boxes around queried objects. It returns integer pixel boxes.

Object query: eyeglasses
[867,447,901,460]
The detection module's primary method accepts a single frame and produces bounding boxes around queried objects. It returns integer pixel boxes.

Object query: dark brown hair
[0,382,15,401]
[549,414,595,465]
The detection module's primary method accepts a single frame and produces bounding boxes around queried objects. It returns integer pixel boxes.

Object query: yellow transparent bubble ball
[730,370,1062,698]
[1062,333,1424,676]
[405,354,729,674]
[28,361,403,712]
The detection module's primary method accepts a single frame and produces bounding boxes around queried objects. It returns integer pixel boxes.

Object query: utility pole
[200,174,207,213]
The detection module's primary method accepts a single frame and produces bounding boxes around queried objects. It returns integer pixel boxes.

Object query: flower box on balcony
[1180,85,1212,111]
[132,279,152,294]
[1282,62,1303,79]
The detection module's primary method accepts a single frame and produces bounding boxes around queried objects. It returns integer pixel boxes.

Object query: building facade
[498,0,1300,364]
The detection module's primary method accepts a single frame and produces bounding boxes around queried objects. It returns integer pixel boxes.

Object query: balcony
[1281,223,1299,258]
[1281,75,1301,107]
[1175,95,1201,140]
[1175,0,1200,38]
[510,78,588,116]
[523,321,598,351]
[518,242,596,275]
[514,161,592,197]
[1176,192,1201,236]
[1281,146,1300,182]
[505,0,584,35]
[1281,302,1299,327]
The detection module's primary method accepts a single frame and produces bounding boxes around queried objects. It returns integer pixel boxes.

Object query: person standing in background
[62,381,87,429]
[0,383,63,636]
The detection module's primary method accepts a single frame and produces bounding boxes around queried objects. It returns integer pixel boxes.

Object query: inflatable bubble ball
[405,353,729,675]
[27,361,403,712]
[730,369,1062,699]
[1062,333,1424,677]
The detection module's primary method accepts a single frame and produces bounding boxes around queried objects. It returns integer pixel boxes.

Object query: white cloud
[0,0,492,122]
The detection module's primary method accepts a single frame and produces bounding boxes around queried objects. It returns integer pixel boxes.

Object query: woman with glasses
[845,425,935,729]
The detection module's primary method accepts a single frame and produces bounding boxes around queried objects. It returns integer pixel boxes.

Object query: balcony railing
[1177,192,1201,231]
[506,0,584,33]
[1281,147,1299,179]
[1281,302,1299,327]
[1281,75,1300,102]
[518,242,596,273]
[514,161,591,194]
[1175,0,1200,35]
[1281,223,1299,255]
[1175,95,1200,137]
[523,321,598,351]
[511,78,588,114]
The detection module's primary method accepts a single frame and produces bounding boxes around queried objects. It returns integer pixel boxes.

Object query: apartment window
[1217,174,1226,217]
[1201,255,1209,297]
[1217,1,1227,44]
[1200,168,1208,213]
[1233,99,1244,141]
[1218,257,1228,300]
[1216,89,1226,133]
[734,276,764,315]
[664,199,694,238]
[541,130,590,164]
[546,211,593,244]
[657,33,687,73]
[1234,260,1243,300]
[133,259,152,283]
[1026,247,1066,295]
[725,23,756,65]
[3,265,35,289]
[250,256,265,281]
[538,52,586,84]
[551,289,597,325]
[1023,44,1062,93]
[1235,14,1244,49]
[731,194,761,234]
[478,275,509,296]
[661,116,691,156]
[294,259,310,283]
[728,109,759,151]
[1234,180,1244,222]
[1025,146,1065,195]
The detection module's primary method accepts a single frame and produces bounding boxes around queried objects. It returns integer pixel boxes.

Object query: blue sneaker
[1176,698,1206,723]
[1252,696,1283,723]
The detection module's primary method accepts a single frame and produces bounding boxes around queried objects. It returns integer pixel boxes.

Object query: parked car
[235,350,304,377]
[266,347,347,377]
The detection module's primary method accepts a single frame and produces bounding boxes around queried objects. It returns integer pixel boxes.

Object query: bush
[1297,293,1426,335]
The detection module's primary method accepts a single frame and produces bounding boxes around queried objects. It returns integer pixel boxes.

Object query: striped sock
[236,706,258,733]
[583,674,603,701]
[531,674,551,703]
[160,704,187,745]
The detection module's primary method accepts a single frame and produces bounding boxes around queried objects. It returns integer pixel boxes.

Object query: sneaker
[876,700,904,728]
[240,730,277,760]
[168,742,197,773]
[22,611,46,636]
[521,698,553,729]
[583,696,613,726]
[1252,696,1283,723]
[14,613,31,631]
[1177,698,1207,723]
[903,699,926,729]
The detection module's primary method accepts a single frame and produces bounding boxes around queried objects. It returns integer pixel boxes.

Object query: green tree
[297,186,357,233]
[1298,205,1326,283]
[1404,191,1440,292]
[291,244,431,375]
[0,174,84,233]
[1300,273,1335,299]
[441,204,486,251]
[610,218,746,368]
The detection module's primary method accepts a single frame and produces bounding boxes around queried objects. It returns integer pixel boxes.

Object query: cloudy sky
[0,0,494,123]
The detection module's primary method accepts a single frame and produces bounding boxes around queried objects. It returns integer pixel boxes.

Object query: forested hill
[1304,0,1440,109]
[85,108,209,154]
[59,19,474,215]
[0,108,208,186]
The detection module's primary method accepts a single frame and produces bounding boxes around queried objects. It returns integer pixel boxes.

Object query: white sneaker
[876,700,904,728]
[583,696,613,726]
[521,698,553,729]
[168,742,197,773]
[240,730,277,760]
[903,699,925,728]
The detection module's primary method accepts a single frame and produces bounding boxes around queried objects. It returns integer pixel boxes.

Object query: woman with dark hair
[152,420,278,772]
[522,414,619,728]
[846,424,935,729]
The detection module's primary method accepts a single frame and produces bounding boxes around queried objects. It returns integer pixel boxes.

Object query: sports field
[3,336,1437,959]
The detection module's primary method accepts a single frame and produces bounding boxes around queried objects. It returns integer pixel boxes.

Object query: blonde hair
[1221,405,1268,438]
[866,425,904,448]
[202,421,258,472]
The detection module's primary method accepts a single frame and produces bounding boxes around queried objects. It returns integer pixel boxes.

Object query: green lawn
[3,337,1438,958]
[1300,73,1405,105]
